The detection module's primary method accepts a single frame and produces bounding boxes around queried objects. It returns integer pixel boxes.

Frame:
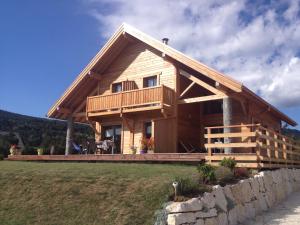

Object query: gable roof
[47,23,297,126]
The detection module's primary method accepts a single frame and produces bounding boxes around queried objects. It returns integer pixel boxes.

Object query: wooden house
[45,23,300,168]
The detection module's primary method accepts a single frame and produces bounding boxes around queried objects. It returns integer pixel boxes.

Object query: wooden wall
[95,42,176,96]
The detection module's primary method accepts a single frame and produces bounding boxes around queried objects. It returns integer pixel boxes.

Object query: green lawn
[0,161,198,225]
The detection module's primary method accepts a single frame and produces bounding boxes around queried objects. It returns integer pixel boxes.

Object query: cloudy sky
[85,0,300,108]
[0,0,299,127]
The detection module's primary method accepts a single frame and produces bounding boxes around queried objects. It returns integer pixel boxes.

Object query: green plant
[37,148,44,155]
[174,176,201,197]
[9,144,17,155]
[197,163,216,184]
[0,154,4,160]
[130,145,137,154]
[215,166,234,185]
[219,157,237,171]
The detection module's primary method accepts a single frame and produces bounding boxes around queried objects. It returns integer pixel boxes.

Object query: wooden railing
[86,85,174,115]
[204,124,300,168]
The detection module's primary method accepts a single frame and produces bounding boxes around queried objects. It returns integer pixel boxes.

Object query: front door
[102,125,122,154]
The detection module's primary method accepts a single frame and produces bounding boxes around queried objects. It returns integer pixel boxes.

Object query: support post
[95,122,101,142]
[65,116,73,155]
[223,97,233,154]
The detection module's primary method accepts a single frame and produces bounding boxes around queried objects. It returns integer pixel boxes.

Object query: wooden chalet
[37,23,299,168]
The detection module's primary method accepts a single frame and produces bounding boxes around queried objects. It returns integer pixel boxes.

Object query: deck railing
[204,124,300,168]
[86,85,174,115]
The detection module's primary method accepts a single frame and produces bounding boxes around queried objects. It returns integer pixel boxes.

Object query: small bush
[174,176,200,196]
[0,154,4,160]
[234,167,249,178]
[197,163,216,184]
[215,166,234,185]
[219,157,236,171]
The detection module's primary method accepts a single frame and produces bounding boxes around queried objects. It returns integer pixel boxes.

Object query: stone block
[204,217,218,225]
[166,198,203,213]
[195,219,205,225]
[201,192,216,209]
[195,208,217,219]
[212,185,228,212]
[228,206,237,225]
[167,212,195,225]
[217,212,228,225]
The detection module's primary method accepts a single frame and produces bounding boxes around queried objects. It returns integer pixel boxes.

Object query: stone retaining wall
[162,169,300,225]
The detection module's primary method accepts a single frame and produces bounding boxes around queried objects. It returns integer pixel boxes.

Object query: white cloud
[82,0,300,107]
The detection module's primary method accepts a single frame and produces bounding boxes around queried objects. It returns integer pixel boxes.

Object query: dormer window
[143,75,157,88]
[112,82,122,93]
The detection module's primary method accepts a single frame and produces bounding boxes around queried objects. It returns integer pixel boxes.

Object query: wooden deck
[7,153,206,163]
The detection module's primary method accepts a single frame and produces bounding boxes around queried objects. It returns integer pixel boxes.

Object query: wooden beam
[56,107,71,114]
[88,70,102,81]
[179,70,225,95]
[73,112,86,118]
[178,95,225,104]
[179,81,195,98]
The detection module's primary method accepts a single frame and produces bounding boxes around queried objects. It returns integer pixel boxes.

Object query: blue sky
[0,0,299,128]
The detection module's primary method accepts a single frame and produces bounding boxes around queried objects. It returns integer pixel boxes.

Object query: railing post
[207,128,212,163]
[274,133,279,161]
[161,85,164,106]
[255,126,262,168]
[282,136,287,167]
[120,92,124,115]
[266,129,272,166]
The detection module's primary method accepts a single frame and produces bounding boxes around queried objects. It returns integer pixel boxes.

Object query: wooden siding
[96,42,176,96]
[86,85,174,116]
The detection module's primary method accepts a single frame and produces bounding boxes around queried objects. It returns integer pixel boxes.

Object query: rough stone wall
[161,169,300,225]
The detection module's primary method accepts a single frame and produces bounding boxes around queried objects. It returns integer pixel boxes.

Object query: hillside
[0,161,199,225]
[0,110,93,156]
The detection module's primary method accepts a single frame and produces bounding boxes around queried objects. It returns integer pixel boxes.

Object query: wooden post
[283,136,287,167]
[223,97,233,153]
[256,127,262,169]
[65,116,73,155]
[266,130,271,165]
[95,122,101,142]
[207,128,212,163]
[274,133,279,161]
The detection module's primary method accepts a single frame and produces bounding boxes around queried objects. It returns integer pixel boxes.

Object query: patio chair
[72,142,82,154]
[179,140,196,153]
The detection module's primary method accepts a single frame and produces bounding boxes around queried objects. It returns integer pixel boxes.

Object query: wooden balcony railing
[204,124,300,168]
[86,85,174,116]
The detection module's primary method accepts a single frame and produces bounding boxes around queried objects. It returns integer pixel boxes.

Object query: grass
[0,161,198,225]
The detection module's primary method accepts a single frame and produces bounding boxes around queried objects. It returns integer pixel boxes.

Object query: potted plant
[139,137,148,154]
[37,148,44,155]
[9,144,17,156]
[147,137,155,154]
[130,145,137,154]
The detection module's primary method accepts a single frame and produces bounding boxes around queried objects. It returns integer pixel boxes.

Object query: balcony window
[143,75,157,88]
[112,82,122,93]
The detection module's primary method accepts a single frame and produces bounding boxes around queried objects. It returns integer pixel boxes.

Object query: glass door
[102,125,122,154]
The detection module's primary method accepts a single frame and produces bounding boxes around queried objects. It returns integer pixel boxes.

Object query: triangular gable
[47,23,296,126]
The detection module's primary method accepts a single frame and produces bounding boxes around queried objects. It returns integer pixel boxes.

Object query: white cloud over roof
[83,0,300,108]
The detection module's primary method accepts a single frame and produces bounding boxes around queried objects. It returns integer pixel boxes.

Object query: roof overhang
[47,23,297,126]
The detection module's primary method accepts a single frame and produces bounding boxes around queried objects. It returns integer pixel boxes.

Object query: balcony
[86,85,174,117]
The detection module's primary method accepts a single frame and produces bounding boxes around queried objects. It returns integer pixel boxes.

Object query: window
[112,82,122,93]
[144,122,152,139]
[143,75,157,88]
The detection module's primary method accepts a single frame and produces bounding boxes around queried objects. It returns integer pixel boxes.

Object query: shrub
[197,163,216,184]
[234,167,249,178]
[0,154,4,160]
[215,166,234,185]
[174,176,200,197]
[219,157,236,171]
